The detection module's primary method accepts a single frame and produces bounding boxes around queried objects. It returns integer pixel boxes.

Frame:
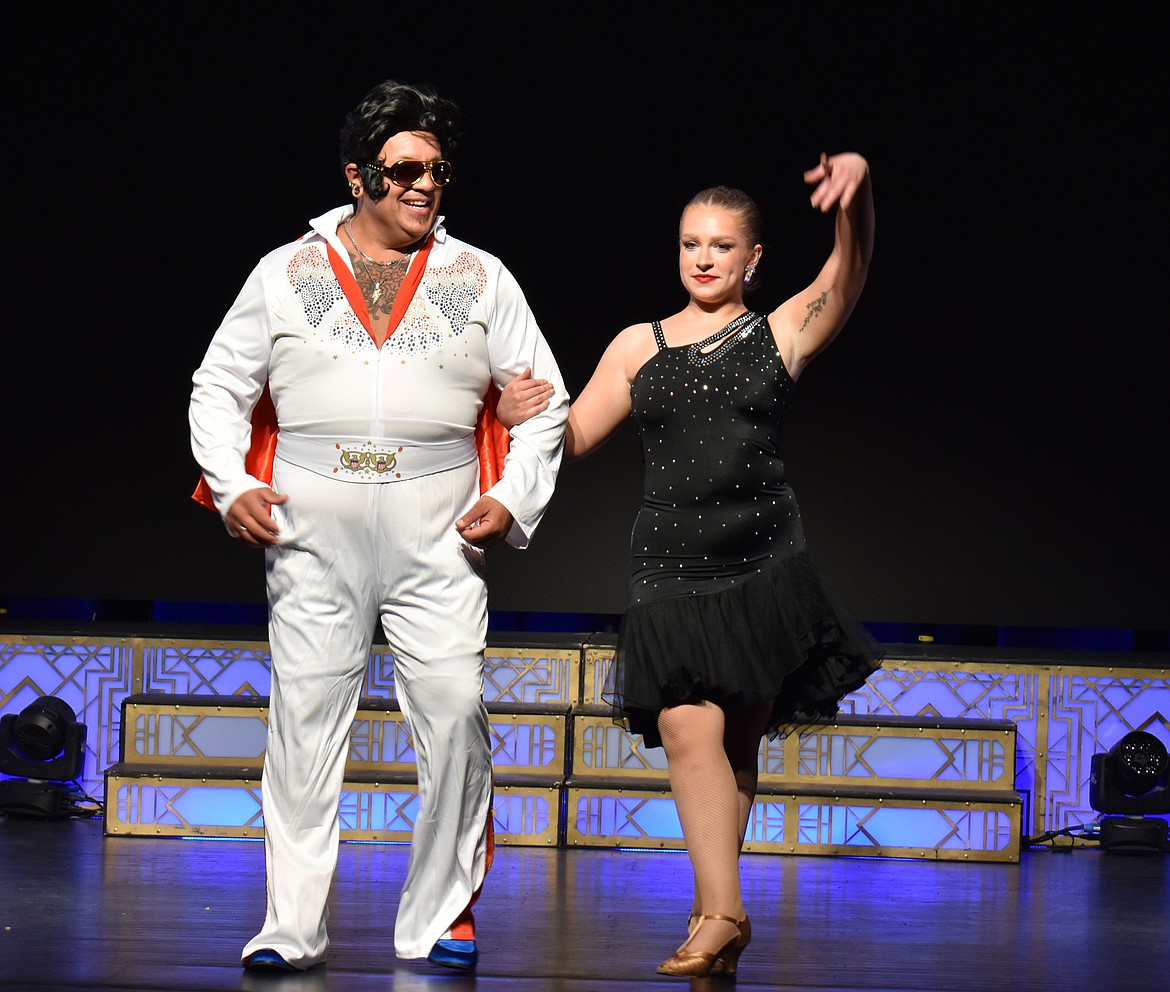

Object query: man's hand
[225,487,287,547]
[455,495,514,548]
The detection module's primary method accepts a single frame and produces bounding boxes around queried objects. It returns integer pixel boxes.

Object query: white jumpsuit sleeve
[188,263,274,520]
[481,264,569,549]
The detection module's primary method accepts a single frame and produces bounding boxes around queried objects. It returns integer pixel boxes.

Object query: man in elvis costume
[188,80,568,973]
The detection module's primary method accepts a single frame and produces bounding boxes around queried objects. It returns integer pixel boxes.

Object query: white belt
[276,431,477,483]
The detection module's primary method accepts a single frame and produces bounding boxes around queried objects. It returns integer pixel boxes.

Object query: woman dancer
[502,152,881,978]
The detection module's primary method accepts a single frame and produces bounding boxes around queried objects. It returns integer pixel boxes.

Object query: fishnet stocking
[658,700,745,959]
[727,700,773,845]
[674,700,773,926]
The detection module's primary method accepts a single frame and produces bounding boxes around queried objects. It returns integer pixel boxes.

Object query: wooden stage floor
[1,816,1167,992]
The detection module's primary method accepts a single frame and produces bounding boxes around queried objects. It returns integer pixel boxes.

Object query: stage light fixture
[0,695,88,820]
[1089,729,1170,853]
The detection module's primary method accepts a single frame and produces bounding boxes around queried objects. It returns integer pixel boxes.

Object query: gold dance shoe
[656,913,751,977]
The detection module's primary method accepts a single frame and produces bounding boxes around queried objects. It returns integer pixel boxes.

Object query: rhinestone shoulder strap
[651,321,668,351]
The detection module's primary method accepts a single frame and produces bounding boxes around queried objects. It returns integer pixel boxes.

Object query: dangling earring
[350,182,362,198]
[744,264,757,285]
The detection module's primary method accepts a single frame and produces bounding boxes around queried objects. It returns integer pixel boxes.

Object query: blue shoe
[242,948,297,972]
[428,937,478,971]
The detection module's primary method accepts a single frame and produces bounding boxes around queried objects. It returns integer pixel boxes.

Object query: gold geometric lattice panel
[839,660,1040,830]
[491,783,563,846]
[571,713,1017,793]
[104,773,559,846]
[118,698,566,778]
[582,645,616,707]
[564,785,1019,863]
[348,710,567,777]
[487,713,567,777]
[140,639,274,697]
[1040,667,1170,837]
[571,714,668,780]
[779,720,1015,791]
[0,636,135,798]
[122,703,268,767]
[744,792,1020,863]
[365,645,581,707]
[484,646,581,707]
[565,787,684,850]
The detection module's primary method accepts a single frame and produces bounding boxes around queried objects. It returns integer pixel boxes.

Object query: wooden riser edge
[121,693,571,718]
[105,760,1021,798]
[566,776,1022,804]
[122,694,1018,733]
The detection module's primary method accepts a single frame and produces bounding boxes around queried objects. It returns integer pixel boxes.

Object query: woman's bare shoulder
[612,320,655,343]
[604,321,659,381]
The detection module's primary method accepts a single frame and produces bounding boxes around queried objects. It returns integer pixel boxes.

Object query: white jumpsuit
[189,205,568,966]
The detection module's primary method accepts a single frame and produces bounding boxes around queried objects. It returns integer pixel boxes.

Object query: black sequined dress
[610,311,882,748]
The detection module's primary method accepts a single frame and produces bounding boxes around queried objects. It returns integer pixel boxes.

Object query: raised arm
[770,152,874,379]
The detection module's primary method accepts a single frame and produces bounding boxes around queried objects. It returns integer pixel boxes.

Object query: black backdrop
[3,5,1166,633]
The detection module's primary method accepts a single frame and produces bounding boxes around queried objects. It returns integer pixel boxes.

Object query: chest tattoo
[346,246,410,318]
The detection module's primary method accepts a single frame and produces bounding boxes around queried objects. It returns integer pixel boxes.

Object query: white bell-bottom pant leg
[378,463,492,960]
[242,459,384,967]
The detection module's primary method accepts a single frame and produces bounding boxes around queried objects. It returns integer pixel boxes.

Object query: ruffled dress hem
[608,551,883,749]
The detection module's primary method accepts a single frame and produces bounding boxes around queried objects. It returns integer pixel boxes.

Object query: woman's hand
[804,152,869,213]
[496,367,554,428]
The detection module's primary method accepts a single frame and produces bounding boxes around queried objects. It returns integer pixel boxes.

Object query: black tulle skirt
[608,550,883,749]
